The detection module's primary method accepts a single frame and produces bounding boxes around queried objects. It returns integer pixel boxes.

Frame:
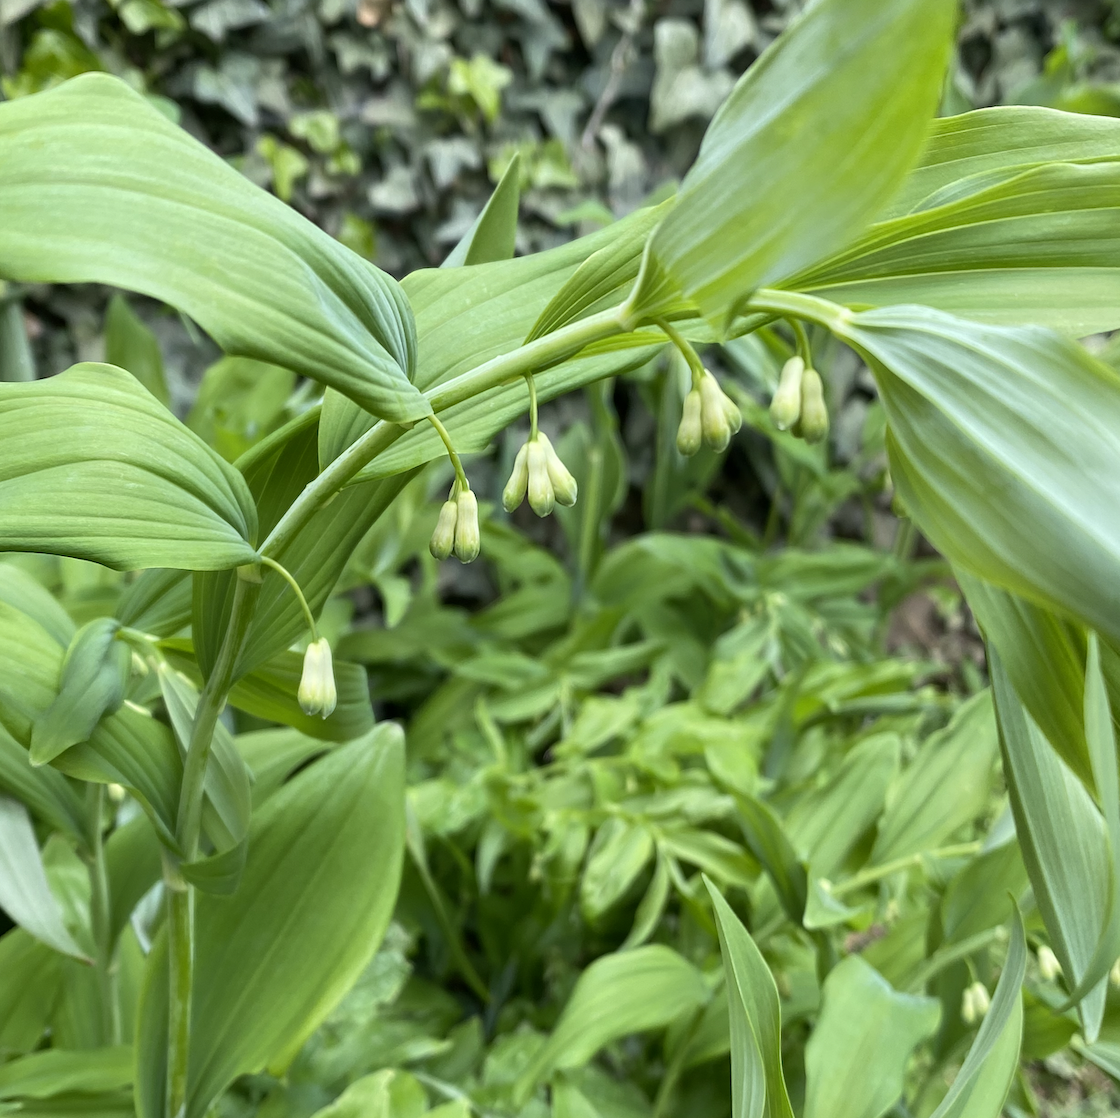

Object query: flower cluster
[503,431,577,516]
[676,370,743,456]
[429,484,481,563]
[769,356,829,443]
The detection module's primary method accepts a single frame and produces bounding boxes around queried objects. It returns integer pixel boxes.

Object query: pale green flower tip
[298,637,337,719]
[502,441,530,513]
[454,488,481,562]
[429,498,458,560]
[676,388,702,456]
[961,981,990,1025]
[799,367,829,444]
[1037,945,1062,982]
[527,437,555,517]
[699,372,731,451]
[542,438,578,507]
[770,356,804,431]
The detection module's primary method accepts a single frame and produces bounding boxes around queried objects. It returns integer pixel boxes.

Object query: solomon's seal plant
[3,0,1120,1113]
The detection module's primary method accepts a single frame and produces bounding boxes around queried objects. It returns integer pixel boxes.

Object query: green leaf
[736,794,807,924]
[527,201,671,342]
[31,619,131,766]
[0,364,258,572]
[0,562,75,647]
[134,724,406,1118]
[836,306,1120,647]
[104,294,168,407]
[803,956,940,1118]
[0,1048,132,1099]
[51,705,182,849]
[636,0,955,324]
[0,795,89,959]
[705,879,795,1118]
[0,721,85,841]
[580,818,654,922]
[789,160,1120,335]
[0,75,426,423]
[888,106,1120,220]
[441,152,520,268]
[104,813,161,944]
[940,839,1029,946]
[990,650,1110,1040]
[784,732,899,878]
[958,572,1094,788]
[514,945,709,1102]
[306,1069,428,1118]
[115,568,193,639]
[872,692,998,863]
[928,906,1025,1118]
[0,929,63,1056]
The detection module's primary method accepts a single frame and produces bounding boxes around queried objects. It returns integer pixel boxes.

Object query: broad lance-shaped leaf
[634,0,955,324]
[0,364,258,572]
[31,618,130,766]
[135,724,406,1118]
[705,879,795,1118]
[787,160,1120,336]
[0,795,89,960]
[928,904,1026,1118]
[513,945,709,1105]
[990,650,1111,1040]
[803,956,939,1118]
[0,74,426,423]
[833,306,1120,647]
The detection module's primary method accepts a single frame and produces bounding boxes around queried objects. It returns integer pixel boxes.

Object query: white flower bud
[527,438,555,517]
[454,488,481,563]
[961,981,990,1024]
[770,356,804,431]
[799,367,829,444]
[722,391,743,435]
[429,498,458,560]
[298,637,337,719]
[676,388,702,456]
[502,442,530,512]
[699,371,731,452]
[1110,958,1120,988]
[1037,945,1062,982]
[539,432,577,507]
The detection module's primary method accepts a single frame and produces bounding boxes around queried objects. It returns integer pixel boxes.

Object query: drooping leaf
[836,306,1120,647]
[441,152,520,268]
[872,691,997,863]
[990,650,1110,1040]
[0,364,258,572]
[31,619,131,766]
[134,725,406,1118]
[514,945,709,1102]
[803,956,940,1118]
[635,0,955,324]
[0,795,89,959]
[0,74,426,422]
[705,879,795,1118]
[928,905,1025,1118]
